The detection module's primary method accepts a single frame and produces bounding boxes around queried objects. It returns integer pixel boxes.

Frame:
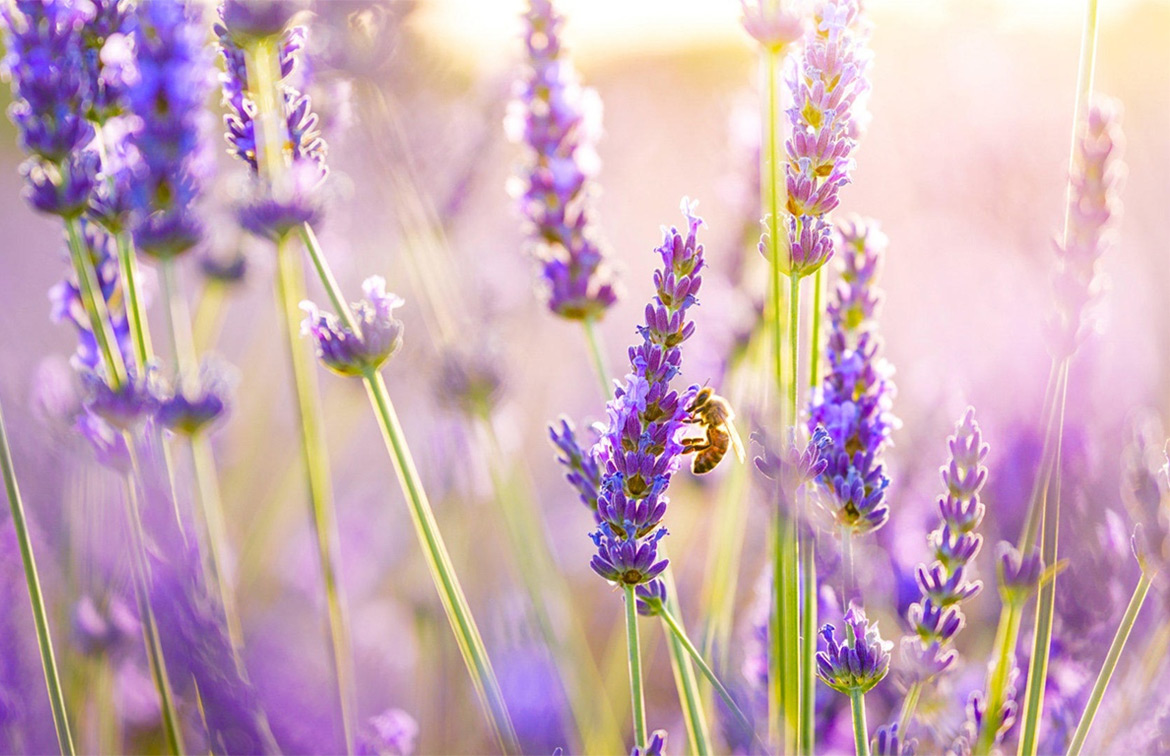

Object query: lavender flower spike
[901,408,988,685]
[1048,98,1124,359]
[1,0,96,217]
[585,200,706,586]
[507,0,617,320]
[808,218,896,535]
[816,603,892,694]
[301,277,405,377]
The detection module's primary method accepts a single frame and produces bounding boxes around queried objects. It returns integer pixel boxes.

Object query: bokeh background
[0,0,1168,753]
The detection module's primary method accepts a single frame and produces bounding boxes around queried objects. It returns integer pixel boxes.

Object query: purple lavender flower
[740,0,804,52]
[816,603,892,694]
[81,366,157,430]
[219,0,303,43]
[126,0,214,259]
[764,0,872,277]
[217,10,327,239]
[549,418,602,516]
[997,542,1044,603]
[634,578,668,617]
[584,201,706,586]
[872,723,915,756]
[157,361,231,436]
[436,345,505,417]
[754,425,831,512]
[630,729,668,756]
[507,0,617,320]
[301,277,405,377]
[808,218,896,535]
[80,0,136,124]
[900,409,987,684]
[356,708,417,756]
[1047,98,1124,359]
[1,0,96,216]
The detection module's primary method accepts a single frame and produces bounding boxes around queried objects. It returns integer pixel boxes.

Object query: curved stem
[582,316,613,401]
[274,240,356,755]
[624,584,648,752]
[850,689,870,756]
[363,370,519,754]
[1066,572,1151,756]
[0,399,75,755]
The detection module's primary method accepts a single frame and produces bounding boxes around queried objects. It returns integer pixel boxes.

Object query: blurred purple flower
[157,360,231,436]
[997,542,1044,603]
[219,0,303,43]
[507,0,617,320]
[1047,98,1124,359]
[740,0,804,53]
[356,708,417,756]
[80,0,136,124]
[630,729,668,756]
[301,277,405,377]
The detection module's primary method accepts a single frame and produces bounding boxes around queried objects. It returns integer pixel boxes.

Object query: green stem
[842,525,856,604]
[624,584,648,752]
[659,607,754,744]
[0,399,75,756]
[1066,572,1151,756]
[897,680,922,736]
[299,224,359,334]
[975,601,1023,755]
[788,274,800,425]
[114,233,153,369]
[362,370,519,754]
[656,562,712,756]
[64,217,127,388]
[1017,368,1069,756]
[274,240,356,755]
[800,525,816,753]
[763,47,789,402]
[582,316,613,401]
[120,454,183,755]
[809,266,824,388]
[1017,359,1062,551]
[850,689,870,756]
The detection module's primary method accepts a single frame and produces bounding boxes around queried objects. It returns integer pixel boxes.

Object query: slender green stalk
[842,525,856,603]
[800,527,817,752]
[1017,371,1069,756]
[64,217,128,388]
[477,417,623,754]
[771,514,800,752]
[624,584,648,752]
[362,370,519,753]
[0,399,75,756]
[191,281,230,355]
[1016,360,1061,550]
[897,680,922,736]
[809,266,824,388]
[850,689,870,756]
[659,606,754,742]
[273,240,356,755]
[975,601,1023,755]
[1066,572,1151,756]
[763,47,789,401]
[120,457,183,755]
[657,563,712,756]
[114,233,154,369]
[582,316,613,401]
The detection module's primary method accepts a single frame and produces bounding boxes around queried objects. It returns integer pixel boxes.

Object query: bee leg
[681,437,710,455]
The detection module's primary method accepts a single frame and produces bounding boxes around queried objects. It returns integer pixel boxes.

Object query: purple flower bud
[157,361,231,436]
[301,277,405,377]
[630,729,668,756]
[998,542,1044,602]
[871,722,916,756]
[549,418,602,517]
[81,367,158,431]
[22,151,97,218]
[634,579,667,617]
[816,603,891,694]
[200,247,249,284]
[220,0,304,43]
[237,157,325,240]
[589,524,668,587]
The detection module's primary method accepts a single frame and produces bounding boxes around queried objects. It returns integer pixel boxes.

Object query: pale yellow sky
[414,0,1159,72]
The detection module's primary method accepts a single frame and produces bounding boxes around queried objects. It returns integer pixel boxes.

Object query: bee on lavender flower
[681,386,745,474]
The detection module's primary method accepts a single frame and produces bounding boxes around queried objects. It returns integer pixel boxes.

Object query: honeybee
[681,387,746,474]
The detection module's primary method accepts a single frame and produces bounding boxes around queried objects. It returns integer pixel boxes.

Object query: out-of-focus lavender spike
[507,0,617,320]
[816,603,892,694]
[899,409,987,686]
[1,0,96,217]
[356,708,418,756]
[764,0,873,277]
[584,201,706,586]
[300,277,405,377]
[126,0,215,260]
[808,218,896,535]
[157,359,232,436]
[1047,98,1124,359]
[997,542,1044,603]
[872,722,916,756]
[1121,415,1170,581]
[436,345,505,417]
[630,728,668,756]
[216,7,327,239]
[549,418,602,517]
[80,0,136,124]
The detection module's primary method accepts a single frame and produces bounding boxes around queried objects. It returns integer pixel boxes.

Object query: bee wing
[724,417,746,464]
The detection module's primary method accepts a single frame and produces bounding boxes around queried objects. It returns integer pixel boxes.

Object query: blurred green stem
[657,562,712,756]
[274,239,356,755]
[809,267,824,388]
[850,689,870,756]
[582,316,613,401]
[121,449,183,755]
[1066,572,1151,756]
[624,584,648,751]
[0,398,75,756]
[64,217,127,388]
[362,370,520,754]
[975,600,1023,755]
[114,233,153,369]
[800,526,816,752]
[897,680,922,736]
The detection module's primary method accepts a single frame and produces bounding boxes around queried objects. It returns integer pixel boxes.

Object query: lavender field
[0,0,1168,754]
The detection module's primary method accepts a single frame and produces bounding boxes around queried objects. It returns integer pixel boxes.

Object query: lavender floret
[549,418,602,516]
[158,362,231,436]
[301,277,405,377]
[508,0,617,320]
[585,200,706,586]
[997,542,1044,603]
[816,603,892,694]
[630,729,667,756]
